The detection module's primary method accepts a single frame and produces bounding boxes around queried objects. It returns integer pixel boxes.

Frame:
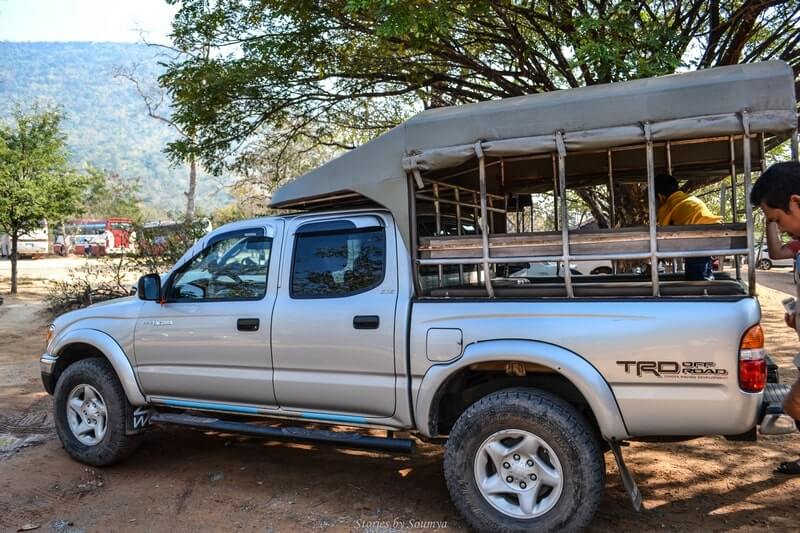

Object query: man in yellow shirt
[655,173,722,280]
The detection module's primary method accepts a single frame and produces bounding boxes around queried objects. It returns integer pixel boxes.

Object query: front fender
[414,339,630,439]
[51,328,146,405]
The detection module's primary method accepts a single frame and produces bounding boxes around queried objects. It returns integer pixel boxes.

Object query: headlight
[45,324,56,349]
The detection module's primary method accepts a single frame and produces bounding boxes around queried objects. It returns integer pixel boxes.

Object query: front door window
[168,234,272,301]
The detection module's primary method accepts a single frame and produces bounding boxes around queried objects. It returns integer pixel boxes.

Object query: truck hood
[53,296,142,330]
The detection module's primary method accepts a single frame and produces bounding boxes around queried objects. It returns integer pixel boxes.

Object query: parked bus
[61,218,136,256]
[2,220,50,258]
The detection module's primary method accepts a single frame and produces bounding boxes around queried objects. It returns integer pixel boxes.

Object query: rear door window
[291,225,385,298]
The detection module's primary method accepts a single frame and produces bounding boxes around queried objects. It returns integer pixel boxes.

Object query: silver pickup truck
[41,62,798,532]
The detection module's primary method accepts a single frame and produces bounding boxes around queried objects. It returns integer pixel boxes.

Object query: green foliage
[212,203,250,226]
[160,0,800,219]
[81,167,145,223]
[0,107,84,232]
[0,107,89,293]
[0,42,230,214]
[129,216,211,274]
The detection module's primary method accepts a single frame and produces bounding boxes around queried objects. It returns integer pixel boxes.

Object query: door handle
[237,318,260,331]
[353,315,380,329]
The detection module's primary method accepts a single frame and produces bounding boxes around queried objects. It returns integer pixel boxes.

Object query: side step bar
[150,412,415,454]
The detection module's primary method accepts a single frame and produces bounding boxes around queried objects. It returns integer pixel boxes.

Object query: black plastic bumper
[40,353,58,395]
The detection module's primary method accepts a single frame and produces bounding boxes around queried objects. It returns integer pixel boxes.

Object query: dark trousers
[685,257,713,281]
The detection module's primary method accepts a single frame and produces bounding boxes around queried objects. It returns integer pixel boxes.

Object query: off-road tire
[53,358,140,466]
[444,388,604,533]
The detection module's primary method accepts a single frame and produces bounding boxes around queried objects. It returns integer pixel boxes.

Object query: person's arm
[766,221,797,259]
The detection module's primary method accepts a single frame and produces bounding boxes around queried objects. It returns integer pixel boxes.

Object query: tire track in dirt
[0,399,53,435]
[0,484,64,530]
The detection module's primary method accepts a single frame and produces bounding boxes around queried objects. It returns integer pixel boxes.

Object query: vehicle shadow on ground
[3,419,799,531]
[121,426,467,530]
[106,425,799,532]
[595,438,800,532]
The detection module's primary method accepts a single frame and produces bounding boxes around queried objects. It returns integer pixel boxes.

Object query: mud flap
[125,404,154,435]
[759,383,799,435]
[608,438,642,512]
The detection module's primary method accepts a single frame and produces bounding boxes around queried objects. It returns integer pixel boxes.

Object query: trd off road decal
[616,361,728,380]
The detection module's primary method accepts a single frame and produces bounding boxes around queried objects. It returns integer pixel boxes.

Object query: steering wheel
[208,270,243,298]
[210,270,242,284]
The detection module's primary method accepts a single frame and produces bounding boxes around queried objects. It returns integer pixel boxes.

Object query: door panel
[135,300,275,405]
[134,223,281,406]
[271,215,398,417]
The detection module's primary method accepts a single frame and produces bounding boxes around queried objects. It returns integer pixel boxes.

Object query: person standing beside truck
[655,173,722,280]
[0,233,9,258]
[750,160,800,476]
[761,191,800,265]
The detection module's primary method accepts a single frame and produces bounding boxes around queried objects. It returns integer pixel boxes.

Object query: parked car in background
[751,245,795,270]
[570,259,613,275]
[507,261,611,278]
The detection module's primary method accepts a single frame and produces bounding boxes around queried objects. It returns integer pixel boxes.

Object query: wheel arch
[415,339,629,440]
[51,329,146,405]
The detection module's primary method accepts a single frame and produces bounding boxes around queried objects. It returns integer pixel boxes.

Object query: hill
[0,41,230,215]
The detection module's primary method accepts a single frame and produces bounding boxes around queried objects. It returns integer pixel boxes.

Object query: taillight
[739,324,766,393]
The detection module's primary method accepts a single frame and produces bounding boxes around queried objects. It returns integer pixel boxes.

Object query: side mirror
[137,274,163,301]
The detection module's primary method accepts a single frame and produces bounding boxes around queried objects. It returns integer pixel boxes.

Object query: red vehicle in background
[59,218,136,256]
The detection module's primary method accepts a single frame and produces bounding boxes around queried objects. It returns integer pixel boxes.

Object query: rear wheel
[758,258,773,270]
[590,267,613,275]
[54,358,140,466]
[444,388,604,532]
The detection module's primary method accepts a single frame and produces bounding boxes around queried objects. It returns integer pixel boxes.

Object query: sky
[0,0,178,44]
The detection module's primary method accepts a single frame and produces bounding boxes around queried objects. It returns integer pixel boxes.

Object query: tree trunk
[614,183,650,228]
[611,183,651,272]
[185,156,197,222]
[10,231,18,295]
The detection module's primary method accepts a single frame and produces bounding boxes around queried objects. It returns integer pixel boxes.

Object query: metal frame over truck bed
[270,61,799,299]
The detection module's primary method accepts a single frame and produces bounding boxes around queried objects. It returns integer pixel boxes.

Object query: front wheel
[757,258,773,270]
[444,388,604,532]
[53,358,140,466]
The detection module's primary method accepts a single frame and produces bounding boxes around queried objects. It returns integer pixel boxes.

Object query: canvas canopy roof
[270,61,797,247]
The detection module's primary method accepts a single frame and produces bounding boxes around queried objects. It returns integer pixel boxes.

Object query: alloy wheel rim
[473,429,564,519]
[66,384,108,446]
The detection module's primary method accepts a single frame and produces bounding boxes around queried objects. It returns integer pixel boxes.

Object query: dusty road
[754,267,796,295]
[1,258,799,532]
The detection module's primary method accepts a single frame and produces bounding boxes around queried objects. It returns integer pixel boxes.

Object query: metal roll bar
[411,114,796,298]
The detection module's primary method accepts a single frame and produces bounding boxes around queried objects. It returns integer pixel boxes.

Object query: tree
[115,66,201,221]
[161,1,800,227]
[81,167,144,223]
[0,108,89,294]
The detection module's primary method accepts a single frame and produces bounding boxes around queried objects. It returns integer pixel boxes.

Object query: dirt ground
[1,257,799,532]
